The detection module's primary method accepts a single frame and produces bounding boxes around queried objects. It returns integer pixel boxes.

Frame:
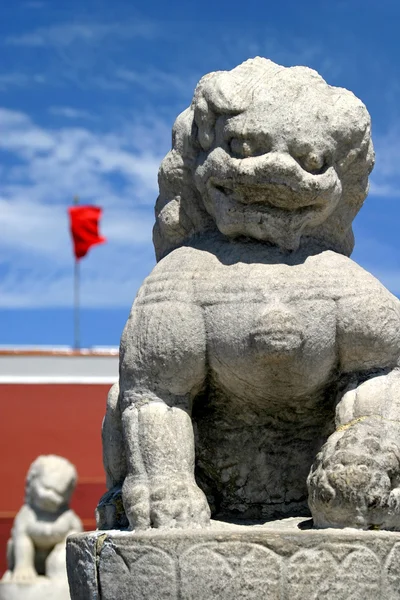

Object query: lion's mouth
[210,180,328,214]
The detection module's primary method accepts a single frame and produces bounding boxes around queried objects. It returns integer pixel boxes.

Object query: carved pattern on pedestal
[384,542,400,598]
[180,542,282,600]
[97,540,400,600]
[99,544,178,600]
[287,545,381,600]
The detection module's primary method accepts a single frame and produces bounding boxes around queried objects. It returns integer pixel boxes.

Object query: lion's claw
[122,476,211,530]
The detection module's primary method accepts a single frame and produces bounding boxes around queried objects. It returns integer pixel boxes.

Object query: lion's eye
[298,152,328,175]
[230,138,253,158]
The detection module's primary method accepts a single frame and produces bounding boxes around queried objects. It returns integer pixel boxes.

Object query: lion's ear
[194,95,215,151]
[192,71,244,151]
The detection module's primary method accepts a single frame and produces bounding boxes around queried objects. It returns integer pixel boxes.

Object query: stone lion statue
[98,57,400,532]
[2,455,82,584]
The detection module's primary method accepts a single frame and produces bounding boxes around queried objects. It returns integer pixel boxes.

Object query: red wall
[0,383,109,575]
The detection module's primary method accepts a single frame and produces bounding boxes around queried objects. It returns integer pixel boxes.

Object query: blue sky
[1,0,399,348]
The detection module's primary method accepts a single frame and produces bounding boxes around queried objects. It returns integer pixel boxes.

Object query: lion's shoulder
[136,244,217,307]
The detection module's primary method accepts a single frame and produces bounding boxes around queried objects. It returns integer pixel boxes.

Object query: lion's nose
[235,151,336,195]
[237,151,305,182]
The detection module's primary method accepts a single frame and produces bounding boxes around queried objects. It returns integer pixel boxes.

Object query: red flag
[68,205,106,260]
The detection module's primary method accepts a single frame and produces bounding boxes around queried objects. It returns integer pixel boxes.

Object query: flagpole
[73,195,80,350]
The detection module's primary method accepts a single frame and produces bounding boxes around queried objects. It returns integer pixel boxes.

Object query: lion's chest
[28,515,69,549]
[142,249,341,400]
[203,288,337,401]
[192,257,338,399]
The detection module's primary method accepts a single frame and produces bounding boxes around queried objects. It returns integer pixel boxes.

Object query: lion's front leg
[121,399,210,530]
[4,507,38,582]
[308,369,400,529]
[96,382,129,530]
[45,541,67,579]
[102,299,210,531]
[7,535,37,582]
[102,382,126,490]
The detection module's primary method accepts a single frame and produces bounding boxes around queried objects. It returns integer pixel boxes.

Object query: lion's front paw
[122,476,211,530]
[9,566,38,583]
[308,421,400,529]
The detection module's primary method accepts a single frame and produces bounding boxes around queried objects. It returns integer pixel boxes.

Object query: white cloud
[351,230,400,298]
[49,106,95,120]
[369,126,400,198]
[368,181,400,198]
[116,68,198,96]
[0,73,46,90]
[5,20,159,48]
[0,107,170,308]
[373,129,400,178]
[88,77,129,91]
[0,246,155,308]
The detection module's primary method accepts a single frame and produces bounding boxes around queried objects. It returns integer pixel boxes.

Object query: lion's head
[153,57,374,260]
[25,455,77,513]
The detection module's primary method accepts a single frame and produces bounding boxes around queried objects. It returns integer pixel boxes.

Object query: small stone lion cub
[2,455,82,583]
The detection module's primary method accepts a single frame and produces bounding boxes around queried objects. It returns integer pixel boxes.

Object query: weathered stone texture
[67,519,400,600]
[96,57,400,535]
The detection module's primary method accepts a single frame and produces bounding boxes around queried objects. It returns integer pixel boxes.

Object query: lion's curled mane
[153,57,374,261]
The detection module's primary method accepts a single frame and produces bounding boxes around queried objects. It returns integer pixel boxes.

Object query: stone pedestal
[67,518,400,600]
[0,577,70,600]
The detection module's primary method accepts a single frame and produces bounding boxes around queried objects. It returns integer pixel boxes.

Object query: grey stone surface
[67,518,400,599]
[0,579,71,600]
[97,56,400,533]
[1,455,82,600]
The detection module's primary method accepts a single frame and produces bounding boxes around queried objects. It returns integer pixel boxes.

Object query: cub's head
[26,455,77,513]
[154,57,374,259]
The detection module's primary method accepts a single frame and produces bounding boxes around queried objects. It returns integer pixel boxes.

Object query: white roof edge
[0,376,118,385]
